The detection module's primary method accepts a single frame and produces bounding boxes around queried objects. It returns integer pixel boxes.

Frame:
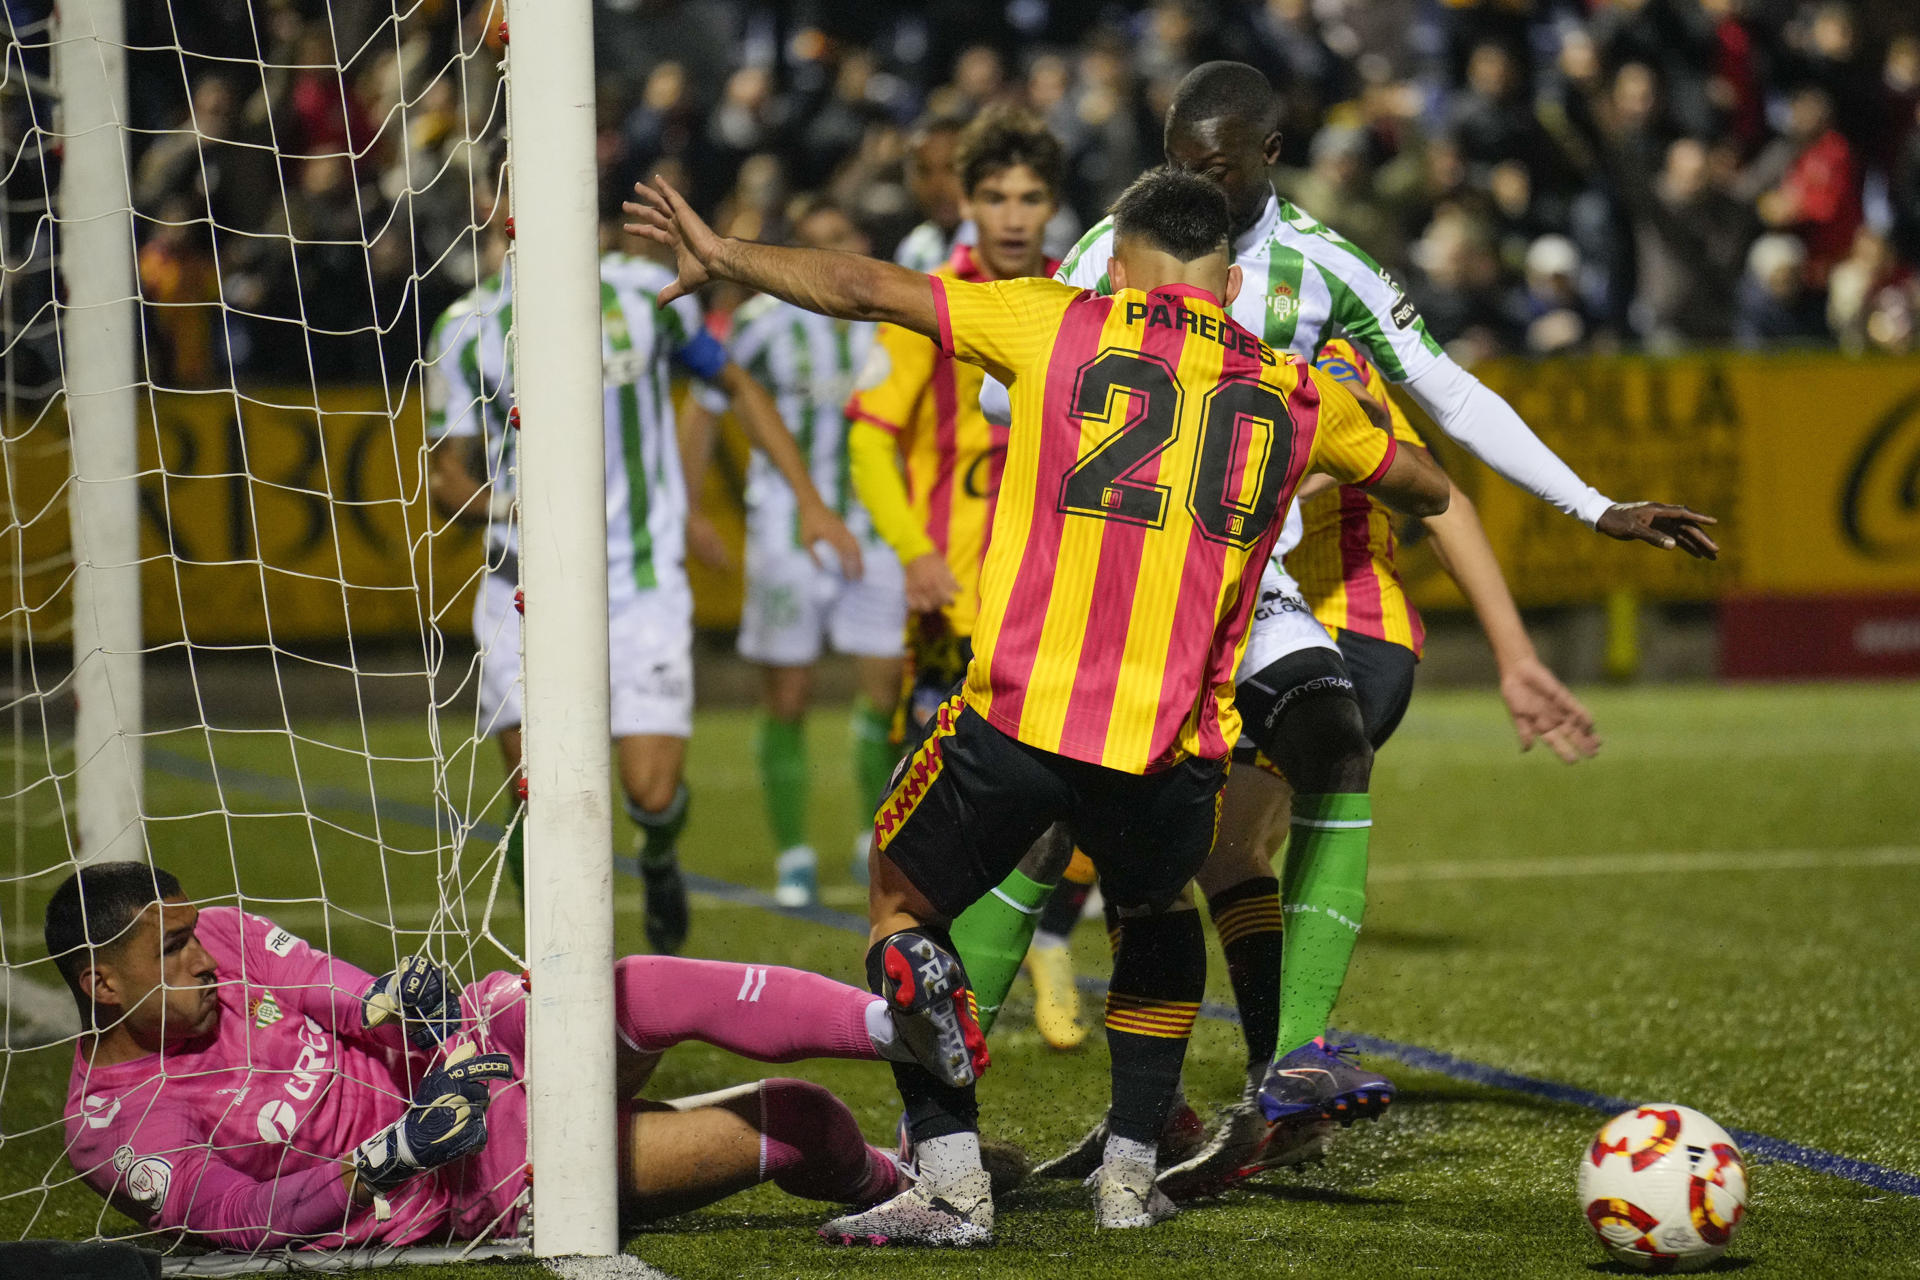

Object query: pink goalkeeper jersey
[62,907,529,1251]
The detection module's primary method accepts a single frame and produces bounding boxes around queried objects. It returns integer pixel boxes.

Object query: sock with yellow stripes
[850,698,899,815]
[1276,793,1371,1059]
[1207,875,1284,1068]
[1104,908,1205,1144]
[756,714,808,852]
[949,869,1051,1035]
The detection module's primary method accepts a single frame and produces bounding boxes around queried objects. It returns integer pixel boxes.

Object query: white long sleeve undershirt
[1399,355,1613,528]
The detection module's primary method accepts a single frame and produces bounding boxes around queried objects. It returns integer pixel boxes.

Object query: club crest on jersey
[251,992,284,1028]
[1267,282,1299,324]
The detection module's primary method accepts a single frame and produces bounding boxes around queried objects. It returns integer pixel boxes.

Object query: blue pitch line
[148,748,1920,1198]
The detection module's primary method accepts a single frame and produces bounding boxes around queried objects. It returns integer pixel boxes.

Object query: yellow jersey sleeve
[1304,364,1398,488]
[845,320,936,436]
[930,276,1080,385]
[849,420,936,563]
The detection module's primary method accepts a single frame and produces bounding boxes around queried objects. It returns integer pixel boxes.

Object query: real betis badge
[251,992,284,1028]
[1268,280,1299,324]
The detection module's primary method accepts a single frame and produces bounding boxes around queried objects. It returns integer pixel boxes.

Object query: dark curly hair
[953,106,1065,199]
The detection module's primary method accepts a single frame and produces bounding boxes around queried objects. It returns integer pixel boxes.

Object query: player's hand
[623,175,722,305]
[800,500,864,580]
[904,552,960,614]
[685,510,733,571]
[1596,502,1719,560]
[352,1044,513,1193]
[362,956,461,1050]
[1499,655,1601,763]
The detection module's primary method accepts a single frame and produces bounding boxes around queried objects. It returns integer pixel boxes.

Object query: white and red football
[1577,1103,1749,1272]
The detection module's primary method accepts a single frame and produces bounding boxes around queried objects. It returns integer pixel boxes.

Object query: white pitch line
[1370,845,1920,883]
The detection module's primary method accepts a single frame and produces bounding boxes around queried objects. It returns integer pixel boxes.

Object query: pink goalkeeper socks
[759,1078,904,1206]
[614,954,882,1062]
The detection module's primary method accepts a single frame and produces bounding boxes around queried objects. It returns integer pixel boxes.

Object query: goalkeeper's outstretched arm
[624,178,940,341]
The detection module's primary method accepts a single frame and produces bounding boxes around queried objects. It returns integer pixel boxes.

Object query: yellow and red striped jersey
[846,246,1054,638]
[1287,339,1429,656]
[935,276,1399,774]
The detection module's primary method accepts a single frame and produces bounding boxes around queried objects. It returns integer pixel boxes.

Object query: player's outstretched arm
[624,177,939,339]
[1423,482,1601,762]
[1366,445,1450,518]
[1399,357,1719,557]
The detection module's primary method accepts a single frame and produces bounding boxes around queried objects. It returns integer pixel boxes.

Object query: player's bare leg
[621,1081,904,1221]
[757,663,818,906]
[618,733,692,953]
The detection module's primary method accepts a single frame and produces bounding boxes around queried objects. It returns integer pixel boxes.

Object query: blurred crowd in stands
[8,0,1920,389]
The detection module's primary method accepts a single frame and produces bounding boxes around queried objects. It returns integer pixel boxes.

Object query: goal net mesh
[1,0,535,1263]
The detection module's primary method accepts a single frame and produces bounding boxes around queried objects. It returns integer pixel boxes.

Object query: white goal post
[501,0,620,1260]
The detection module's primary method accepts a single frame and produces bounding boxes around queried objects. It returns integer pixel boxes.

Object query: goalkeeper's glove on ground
[352,1046,514,1194]
[363,955,462,1049]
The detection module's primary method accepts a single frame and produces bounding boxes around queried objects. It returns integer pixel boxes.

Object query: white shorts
[474,570,695,741]
[1234,559,1336,686]
[736,531,906,667]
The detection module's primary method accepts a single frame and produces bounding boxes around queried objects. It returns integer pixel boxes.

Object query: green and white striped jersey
[894,219,969,273]
[1056,192,1445,381]
[708,294,883,550]
[426,252,711,601]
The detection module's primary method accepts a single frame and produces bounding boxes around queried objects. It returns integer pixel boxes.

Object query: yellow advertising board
[7,356,1919,653]
[1399,352,1920,610]
[2,388,487,646]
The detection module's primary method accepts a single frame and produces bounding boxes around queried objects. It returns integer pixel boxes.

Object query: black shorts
[1334,630,1419,749]
[877,697,1227,918]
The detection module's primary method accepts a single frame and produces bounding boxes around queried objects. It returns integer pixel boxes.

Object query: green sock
[757,714,808,851]
[1275,793,1371,1058]
[850,698,899,817]
[949,869,1052,1035]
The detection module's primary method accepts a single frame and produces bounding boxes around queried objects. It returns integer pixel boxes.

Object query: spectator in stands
[117,0,1920,378]
[1737,233,1828,347]
[1828,227,1915,353]
[1515,234,1591,355]
[1755,85,1862,288]
[1626,138,1755,347]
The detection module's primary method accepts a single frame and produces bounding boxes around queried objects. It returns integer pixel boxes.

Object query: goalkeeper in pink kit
[49,862,959,1250]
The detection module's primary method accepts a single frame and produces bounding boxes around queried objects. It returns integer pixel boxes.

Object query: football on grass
[1577,1103,1748,1272]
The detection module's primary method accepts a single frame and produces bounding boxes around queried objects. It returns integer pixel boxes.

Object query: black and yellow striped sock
[1207,875,1284,1069]
[1103,909,1204,1144]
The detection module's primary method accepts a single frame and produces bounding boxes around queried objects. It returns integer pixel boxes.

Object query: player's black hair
[907,111,969,150]
[44,861,183,1007]
[954,105,1065,197]
[1109,167,1231,263]
[1166,61,1283,138]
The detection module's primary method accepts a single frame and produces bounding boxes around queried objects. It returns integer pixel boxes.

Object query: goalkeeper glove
[363,955,462,1049]
[352,1045,514,1193]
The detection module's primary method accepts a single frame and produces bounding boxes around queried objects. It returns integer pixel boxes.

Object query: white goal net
[0,0,609,1265]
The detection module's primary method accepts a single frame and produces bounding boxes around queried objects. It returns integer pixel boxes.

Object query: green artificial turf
[2,681,1916,1276]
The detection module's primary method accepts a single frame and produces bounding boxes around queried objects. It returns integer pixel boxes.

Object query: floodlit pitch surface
[2,682,1915,1276]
